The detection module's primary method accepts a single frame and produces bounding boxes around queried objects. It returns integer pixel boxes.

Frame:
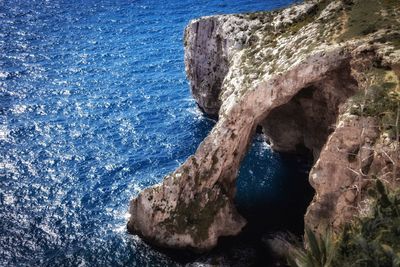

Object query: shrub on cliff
[288,179,400,267]
[349,67,400,141]
[333,180,400,266]
[287,228,336,267]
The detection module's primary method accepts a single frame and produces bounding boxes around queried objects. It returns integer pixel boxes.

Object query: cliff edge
[128,0,400,251]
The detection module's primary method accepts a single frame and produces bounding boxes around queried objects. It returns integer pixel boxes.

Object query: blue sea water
[0,0,308,266]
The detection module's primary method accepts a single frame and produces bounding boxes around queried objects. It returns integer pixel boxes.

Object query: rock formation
[128,0,400,251]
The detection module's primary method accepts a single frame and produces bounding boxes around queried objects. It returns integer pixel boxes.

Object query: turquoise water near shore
[0,0,312,266]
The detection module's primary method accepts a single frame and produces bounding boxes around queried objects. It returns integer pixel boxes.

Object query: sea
[0,0,314,266]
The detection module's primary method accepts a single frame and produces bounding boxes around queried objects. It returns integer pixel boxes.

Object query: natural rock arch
[127,47,359,251]
[127,0,400,252]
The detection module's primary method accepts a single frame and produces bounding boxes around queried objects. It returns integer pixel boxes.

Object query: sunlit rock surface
[128,0,400,250]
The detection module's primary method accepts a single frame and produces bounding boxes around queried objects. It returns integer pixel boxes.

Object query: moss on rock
[161,188,227,244]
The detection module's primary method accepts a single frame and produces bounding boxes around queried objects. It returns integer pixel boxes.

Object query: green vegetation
[161,188,226,244]
[334,180,400,266]
[340,0,400,43]
[286,0,330,35]
[349,67,400,141]
[237,0,338,90]
[233,0,400,95]
[288,228,336,267]
[288,179,400,267]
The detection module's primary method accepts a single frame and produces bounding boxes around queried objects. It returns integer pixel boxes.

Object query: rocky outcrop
[305,115,380,232]
[183,16,230,117]
[128,0,400,251]
[183,2,317,117]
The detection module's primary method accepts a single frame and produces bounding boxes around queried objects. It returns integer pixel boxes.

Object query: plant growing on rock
[288,179,400,267]
[333,180,400,266]
[287,228,336,267]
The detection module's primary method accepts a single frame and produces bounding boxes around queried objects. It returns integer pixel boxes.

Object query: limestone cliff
[128,0,400,251]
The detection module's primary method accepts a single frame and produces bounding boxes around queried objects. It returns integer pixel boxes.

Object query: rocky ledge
[128,0,400,251]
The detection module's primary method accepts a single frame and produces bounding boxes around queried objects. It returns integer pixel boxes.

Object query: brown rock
[128,0,400,250]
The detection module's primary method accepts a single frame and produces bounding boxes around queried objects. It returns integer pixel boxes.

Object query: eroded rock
[128,0,400,251]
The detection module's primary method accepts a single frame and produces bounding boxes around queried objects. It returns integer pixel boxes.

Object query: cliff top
[216,0,400,104]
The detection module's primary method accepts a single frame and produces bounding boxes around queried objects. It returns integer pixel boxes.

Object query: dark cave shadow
[235,137,315,236]
[153,134,315,266]
[214,135,315,266]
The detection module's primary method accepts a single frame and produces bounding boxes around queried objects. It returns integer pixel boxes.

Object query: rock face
[305,115,380,233]
[183,2,317,117]
[183,16,229,117]
[128,0,400,251]
[260,61,358,158]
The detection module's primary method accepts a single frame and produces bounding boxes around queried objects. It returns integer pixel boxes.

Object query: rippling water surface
[0,0,300,266]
